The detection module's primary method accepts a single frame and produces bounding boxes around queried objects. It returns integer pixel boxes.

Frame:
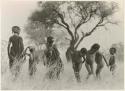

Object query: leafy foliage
[26,1,118,50]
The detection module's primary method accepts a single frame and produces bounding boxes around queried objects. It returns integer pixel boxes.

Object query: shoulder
[111,55,115,58]
[87,50,91,55]
[19,36,23,40]
[95,51,103,57]
[9,35,14,40]
[9,35,14,42]
[96,51,102,55]
[53,44,59,50]
[73,51,79,55]
[53,44,57,48]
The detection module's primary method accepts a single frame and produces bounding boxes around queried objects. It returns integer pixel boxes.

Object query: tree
[27,1,118,62]
[25,21,52,45]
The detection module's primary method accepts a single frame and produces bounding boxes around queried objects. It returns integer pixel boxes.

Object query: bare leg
[78,63,82,72]
[90,63,94,74]
[96,64,103,80]
[73,63,81,82]
[111,65,116,76]
[85,62,91,79]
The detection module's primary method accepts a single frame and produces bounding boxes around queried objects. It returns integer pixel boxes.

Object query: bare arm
[102,55,109,67]
[7,41,11,58]
[20,37,24,53]
[82,56,86,63]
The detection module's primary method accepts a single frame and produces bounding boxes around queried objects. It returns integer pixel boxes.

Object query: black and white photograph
[1,0,124,90]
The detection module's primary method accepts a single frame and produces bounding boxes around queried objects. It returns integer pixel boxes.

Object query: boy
[95,50,109,79]
[85,43,100,79]
[71,48,87,82]
[109,47,117,75]
[7,26,24,75]
[44,36,64,79]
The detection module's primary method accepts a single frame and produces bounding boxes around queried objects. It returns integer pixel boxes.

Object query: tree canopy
[27,1,118,49]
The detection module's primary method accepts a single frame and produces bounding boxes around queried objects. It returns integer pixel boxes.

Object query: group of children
[71,43,117,82]
[7,26,63,79]
[7,26,38,78]
[7,26,117,82]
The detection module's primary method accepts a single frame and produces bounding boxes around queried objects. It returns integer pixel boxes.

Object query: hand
[82,61,85,64]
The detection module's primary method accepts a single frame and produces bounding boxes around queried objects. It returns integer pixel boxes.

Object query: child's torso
[86,51,95,64]
[95,52,103,64]
[72,51,83,63]
[9,35,23,57]
[109,55,115,66]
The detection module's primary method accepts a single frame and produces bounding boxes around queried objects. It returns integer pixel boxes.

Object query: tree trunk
[66,47,72,62]
[65,40,76,62]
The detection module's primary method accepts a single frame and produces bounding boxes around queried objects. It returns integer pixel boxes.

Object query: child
[7,26,24,75]
[85,43,100,79]
[71,48,87,82]
[95,50,109,79]
[44,36,64,80]
[26,46,38,77]
[109,47,117,75]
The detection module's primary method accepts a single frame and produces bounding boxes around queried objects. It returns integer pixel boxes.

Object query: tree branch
[75,18,103,49]
[55,20,67,29]
[53,9,74,40]
[67,10,76,28]
[74,13,92,41]
[65,37,71,41]
[98,20,118,26]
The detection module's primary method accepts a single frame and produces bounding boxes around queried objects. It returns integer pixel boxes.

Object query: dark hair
[109,47,116,54]
[47,36,54,43]
[28,47,35,53]
[12,26,20,33]
[91,43,100,50]
[80,48,87,54]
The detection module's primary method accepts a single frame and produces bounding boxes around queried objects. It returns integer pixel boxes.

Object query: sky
[1,0,124,50]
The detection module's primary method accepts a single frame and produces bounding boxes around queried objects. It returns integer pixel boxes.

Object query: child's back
[72,51,82,64]
[9,34,24,58]
[86,50,95,65]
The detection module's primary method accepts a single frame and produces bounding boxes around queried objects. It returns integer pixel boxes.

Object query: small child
[26,46,38,77]
[109,47,117,75]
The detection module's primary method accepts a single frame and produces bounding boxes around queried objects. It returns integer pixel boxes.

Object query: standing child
[26,46,39,77]
[109,47,117,75]
[95,51,109,79]
[7,26,24,76]
[85,43,100,79]
[71,48,87,82]
[44,36,64,80]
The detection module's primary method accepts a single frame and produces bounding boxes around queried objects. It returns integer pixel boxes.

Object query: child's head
[80,48,87,56]
[91,43,100,53]
[109,47,116,55]
[12,26,20,34]
[47,36,54,45]
[28,46,35,53]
